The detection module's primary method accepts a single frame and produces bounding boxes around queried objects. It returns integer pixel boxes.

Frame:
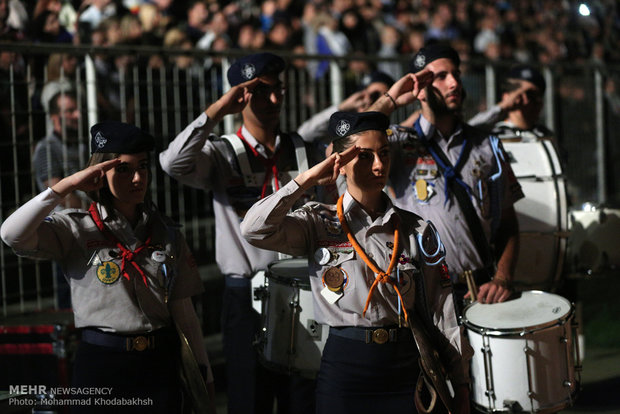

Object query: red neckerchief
[236,127,280,198]
[88,203,152,286]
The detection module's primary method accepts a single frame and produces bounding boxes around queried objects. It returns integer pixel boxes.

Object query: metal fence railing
[1,43,619,326]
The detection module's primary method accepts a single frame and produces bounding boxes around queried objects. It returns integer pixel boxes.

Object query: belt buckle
[372,328,389,344]
[127,336,149,351]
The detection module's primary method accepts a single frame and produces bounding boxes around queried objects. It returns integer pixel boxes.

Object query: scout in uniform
[0,122,214,413]
[241,111,472,414]
[159,52,317,414]
[370,44,524,311]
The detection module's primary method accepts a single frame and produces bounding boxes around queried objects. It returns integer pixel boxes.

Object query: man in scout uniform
[159,52,317,414]
[371,44,524,311]
[469,64,554,142]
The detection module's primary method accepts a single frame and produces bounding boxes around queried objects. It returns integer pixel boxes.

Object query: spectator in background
[426,2,459,42]
[28,10,72,43]
[185,0,208,44]
[377,24,403,80]
[33,90,86,208]
[40,53,79,134]
[78,0,116,33]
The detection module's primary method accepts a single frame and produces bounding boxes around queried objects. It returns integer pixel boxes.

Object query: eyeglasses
[253,82,285,97]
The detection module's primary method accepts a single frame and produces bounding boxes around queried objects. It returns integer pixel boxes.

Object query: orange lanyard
[336,195,409,322]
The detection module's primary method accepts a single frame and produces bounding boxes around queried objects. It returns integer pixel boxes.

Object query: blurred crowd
[1,0,619,71]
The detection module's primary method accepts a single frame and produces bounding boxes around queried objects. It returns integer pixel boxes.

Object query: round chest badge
[97,261,121,284]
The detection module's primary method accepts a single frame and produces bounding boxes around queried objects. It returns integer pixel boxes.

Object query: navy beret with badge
[507,64,546,93]
[359,71,395,89]
[90,121,155,154]
[328,111,390,140]
[409,43,460,73]
[227,52,286,87]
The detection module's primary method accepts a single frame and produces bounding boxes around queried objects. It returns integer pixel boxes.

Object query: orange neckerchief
[336,195,409,322]
[236,127,280,198]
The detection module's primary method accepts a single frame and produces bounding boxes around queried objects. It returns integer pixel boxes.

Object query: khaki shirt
[2,189,203,333]
[241,180,473,384]
[389,116,524,274]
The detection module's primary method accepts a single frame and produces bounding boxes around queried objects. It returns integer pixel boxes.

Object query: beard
[426,86,464,118]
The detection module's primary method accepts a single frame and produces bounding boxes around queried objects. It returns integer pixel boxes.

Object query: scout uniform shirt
[241,180,472,385]
[2,188,203,333]
[388,116,524,276]
[159,113,313,279]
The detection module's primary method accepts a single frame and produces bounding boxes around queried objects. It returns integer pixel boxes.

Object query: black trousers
[221,279,316,414]
[315,331,421,413]
[71,333,181,413]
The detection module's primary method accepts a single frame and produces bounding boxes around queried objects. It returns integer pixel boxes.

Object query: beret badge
[95,131,107,149]
[336,120,351,137]
[414,54,426,70]
[241,63,256,80]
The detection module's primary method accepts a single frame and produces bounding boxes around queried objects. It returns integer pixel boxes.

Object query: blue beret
[227,52,285,87]
[410,44,460,73]
[328,111,389,140]
[360,71,395,89]
[90,121,154,154]
[507,64,546,93]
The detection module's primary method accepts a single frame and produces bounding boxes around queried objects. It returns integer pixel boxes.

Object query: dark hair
[85,152,152,217]
[332,135,357,154]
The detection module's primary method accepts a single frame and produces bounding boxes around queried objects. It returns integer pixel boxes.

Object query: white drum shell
[464,292,577,413]
[255,259,328,378]
[502,141,568,291]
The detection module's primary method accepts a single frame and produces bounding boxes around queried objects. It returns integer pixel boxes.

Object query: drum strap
[413,119,494,269]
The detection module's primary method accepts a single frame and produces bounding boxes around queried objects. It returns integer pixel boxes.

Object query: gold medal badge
[97,261,121,284]
[323,267,345,292]
[415,179,428,201]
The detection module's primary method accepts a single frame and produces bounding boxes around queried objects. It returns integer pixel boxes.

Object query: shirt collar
[419,114,464,147]
[341,190,400,227]
[241,125,281,158]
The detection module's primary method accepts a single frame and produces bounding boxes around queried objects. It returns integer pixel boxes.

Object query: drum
[502,141,568,291]
[568,205,620,273]
[253,258,328,378]
[463,291,580,413]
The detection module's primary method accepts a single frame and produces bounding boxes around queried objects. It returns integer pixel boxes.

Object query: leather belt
[81,328,174,352]
[329,326,413,344]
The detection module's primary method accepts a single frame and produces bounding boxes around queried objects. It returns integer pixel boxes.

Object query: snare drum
[254,258,328,378]
[463,291,579,413]
[502,141,568,291]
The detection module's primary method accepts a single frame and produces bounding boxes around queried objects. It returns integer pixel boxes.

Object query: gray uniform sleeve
[296,104,338,143]
[468,104,503,130]
[159,112,220,190]
[0,188,71,258]
[240,180,313,257]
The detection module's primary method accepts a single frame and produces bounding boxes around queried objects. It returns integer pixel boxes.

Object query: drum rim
[462,291,574,336]
[267,258,311,289]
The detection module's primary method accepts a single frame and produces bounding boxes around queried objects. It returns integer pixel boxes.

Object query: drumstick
[465,270,478,302]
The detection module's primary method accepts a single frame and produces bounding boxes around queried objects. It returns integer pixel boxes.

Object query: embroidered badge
[94,131,107,149]
[241,63,256,80]
[335,120,351,137]
[414,54,426,70]
[97,261,121,284]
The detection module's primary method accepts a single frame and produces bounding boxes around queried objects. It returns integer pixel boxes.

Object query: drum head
[267,258,310,288]
[463,291,572,334]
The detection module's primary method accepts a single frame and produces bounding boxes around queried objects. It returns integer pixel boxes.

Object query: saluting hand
[51,159,121,198]
[369,69,434,115]
[205,77,261,122]
[295,145,361,190]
